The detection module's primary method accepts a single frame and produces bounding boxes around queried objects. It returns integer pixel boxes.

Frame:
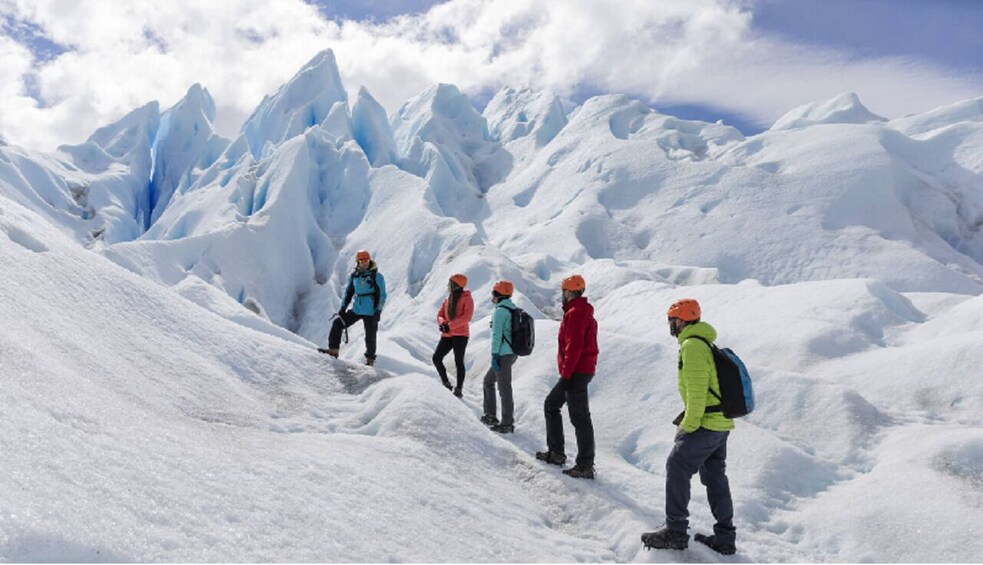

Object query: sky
[0,0,980,151]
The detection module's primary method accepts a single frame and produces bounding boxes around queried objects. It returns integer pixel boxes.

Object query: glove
[439,322,451,333]
[492,354,501,371]
[556,378,570,391]
[338,307,347,317]
[374,311,382,322]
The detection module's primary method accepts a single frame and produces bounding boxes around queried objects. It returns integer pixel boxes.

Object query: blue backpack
[687,336,755,418]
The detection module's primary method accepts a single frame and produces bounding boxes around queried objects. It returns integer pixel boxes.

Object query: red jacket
[437,290,474,337]
[557,296,599,379]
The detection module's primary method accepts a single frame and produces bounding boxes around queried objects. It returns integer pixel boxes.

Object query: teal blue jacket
[342,262,386,316]
[491,299,515,356]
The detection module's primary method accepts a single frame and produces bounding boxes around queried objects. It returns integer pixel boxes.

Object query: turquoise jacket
[341,262,386,316]
[677,321,734,433]
[490,298,516,356]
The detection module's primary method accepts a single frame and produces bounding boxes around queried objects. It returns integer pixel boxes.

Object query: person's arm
[680,339,712,432]
[375,272,387,312]
[437,298,447,326]
[490,306,509,355]
[341,276,354,311]
[558,309,587,379]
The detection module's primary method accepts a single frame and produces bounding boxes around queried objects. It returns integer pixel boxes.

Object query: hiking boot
[562,465,595,479]
[480,414,500,426]
[440,378,453,390]
[641,527,689,550]
[318,348,339,358]
[490,424,514,434]
[694,533,736,555]
[535,450,567,466]
[365,355,375,366]
[453,387,463,398]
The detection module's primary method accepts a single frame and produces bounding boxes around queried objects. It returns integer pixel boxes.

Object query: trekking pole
[328,312,349,345]
[318,313,349,355]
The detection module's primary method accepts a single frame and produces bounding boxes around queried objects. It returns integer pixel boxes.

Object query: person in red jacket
[433,274,474,398]
[536,274,599,479]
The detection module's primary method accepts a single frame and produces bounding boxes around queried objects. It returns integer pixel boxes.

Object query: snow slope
[2,48,983,561]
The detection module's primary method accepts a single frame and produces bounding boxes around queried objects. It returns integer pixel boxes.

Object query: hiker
[433,273,474,398]
[535,275,598,479]
[324,250,387,366]
[641,299,737,555]
[480,280,518,434]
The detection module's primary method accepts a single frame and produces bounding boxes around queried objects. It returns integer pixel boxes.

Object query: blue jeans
[665,428,736,544]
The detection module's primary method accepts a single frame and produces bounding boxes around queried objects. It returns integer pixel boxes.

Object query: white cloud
[0,0,980,151]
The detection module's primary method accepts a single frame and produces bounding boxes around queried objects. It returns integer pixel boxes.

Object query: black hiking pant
[665,428,736,545]
[544,373,595,468]
[328,310,378,359]
[433,336,469,389]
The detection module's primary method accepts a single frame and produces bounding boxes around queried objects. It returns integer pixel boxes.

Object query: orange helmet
[561,274,586,292]
[355,249,371,262]
[667,298,701,322]
[493,280,514,297]
[449,273,468,288]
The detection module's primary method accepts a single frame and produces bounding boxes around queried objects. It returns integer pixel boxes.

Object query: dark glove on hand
[374,311,382,322]
[439,322,451,333]
[491,354,501,371]
[557,378,570,391]
[338,308,346,317]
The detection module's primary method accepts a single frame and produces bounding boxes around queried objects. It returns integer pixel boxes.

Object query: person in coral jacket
[433,274,474,398]
[536,274,599,479]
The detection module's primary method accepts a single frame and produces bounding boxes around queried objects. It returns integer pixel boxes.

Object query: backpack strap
[353,270,381,311]
[682,335,723,409]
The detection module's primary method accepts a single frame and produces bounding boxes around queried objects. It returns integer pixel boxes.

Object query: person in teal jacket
[642,298,737,556]
[481,280,517,433]
[324,249,387,366]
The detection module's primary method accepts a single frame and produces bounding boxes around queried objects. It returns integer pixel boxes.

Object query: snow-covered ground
[2,49,982,562]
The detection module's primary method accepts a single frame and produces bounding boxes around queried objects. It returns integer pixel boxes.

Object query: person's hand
[492,354,501,371]
[374,311,382,322]
[675,427,689,441]
[337,308,346,317]
[440,322,451,333]
[557,378,570,391]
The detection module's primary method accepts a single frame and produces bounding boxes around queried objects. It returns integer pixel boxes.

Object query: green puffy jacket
[677,321,734,433]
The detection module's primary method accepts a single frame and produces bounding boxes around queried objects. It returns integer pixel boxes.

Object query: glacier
[1,48,982,562]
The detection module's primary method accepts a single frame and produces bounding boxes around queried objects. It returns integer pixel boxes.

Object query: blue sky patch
[1,14,70,63]
[307,0,446,22]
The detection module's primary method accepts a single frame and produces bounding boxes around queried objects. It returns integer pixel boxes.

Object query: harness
[347,268,381,311]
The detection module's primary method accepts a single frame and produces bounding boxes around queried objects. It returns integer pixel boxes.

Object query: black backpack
[501,304,535,356]
[686,335,755,418]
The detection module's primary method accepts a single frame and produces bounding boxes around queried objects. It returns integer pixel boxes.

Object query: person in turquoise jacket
[324,249,387,366]
[642,299,737,556]
[481,280,517,433]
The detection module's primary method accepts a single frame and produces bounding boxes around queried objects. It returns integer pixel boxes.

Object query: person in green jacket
[642,298,737,556]
[481,280,518,434]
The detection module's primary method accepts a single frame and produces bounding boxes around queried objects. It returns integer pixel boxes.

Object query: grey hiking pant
[482,354,517,426]
[665,428,736,545]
